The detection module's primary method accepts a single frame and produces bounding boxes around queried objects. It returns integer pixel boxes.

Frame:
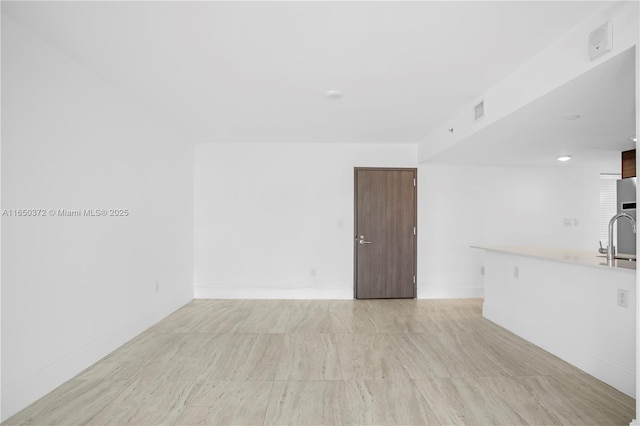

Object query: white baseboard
[194,286,353,300]
[195,285,484,300]
[1,291,193,422]
[417,287,484,299]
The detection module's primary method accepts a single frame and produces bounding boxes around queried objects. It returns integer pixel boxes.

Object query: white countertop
[471,245,636,272]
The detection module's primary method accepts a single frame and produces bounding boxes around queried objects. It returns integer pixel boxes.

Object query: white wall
[194,143,416,299]
[1,16,194,421]
[195,144,615,301]
[0,5,4,423]
[417,163,614,299]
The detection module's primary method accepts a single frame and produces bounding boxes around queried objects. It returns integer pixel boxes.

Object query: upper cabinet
[621,150,636,178]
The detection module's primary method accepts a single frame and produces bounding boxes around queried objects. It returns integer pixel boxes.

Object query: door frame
[353,167,418,299]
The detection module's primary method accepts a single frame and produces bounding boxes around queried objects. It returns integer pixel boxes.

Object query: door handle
[358,235,373,245]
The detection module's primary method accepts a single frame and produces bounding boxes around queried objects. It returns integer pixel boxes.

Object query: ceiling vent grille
[474,100,485,121]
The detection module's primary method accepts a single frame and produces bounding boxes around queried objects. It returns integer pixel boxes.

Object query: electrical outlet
[563,218,572,227]
[617,289,629,307]
[155,280,160,294]
[480,266,485,276]
[573,217,580,226]
[513,266,519,279]
[310,268,317,277]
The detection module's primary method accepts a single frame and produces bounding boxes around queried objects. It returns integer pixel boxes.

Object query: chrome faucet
[607,212,637,262]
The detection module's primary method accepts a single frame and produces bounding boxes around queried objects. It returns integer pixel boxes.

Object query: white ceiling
[429,46,636,167]
[3,1,615,147]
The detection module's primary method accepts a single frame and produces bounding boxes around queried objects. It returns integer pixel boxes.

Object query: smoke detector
[589,21,612,61]
[326,90,343,100]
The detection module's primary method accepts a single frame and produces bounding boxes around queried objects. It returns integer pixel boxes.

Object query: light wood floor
[4,299,636,425]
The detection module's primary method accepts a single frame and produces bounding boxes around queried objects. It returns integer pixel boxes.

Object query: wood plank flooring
[4,299,636,425]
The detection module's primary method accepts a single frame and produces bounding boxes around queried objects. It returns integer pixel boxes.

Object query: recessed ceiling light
[557,155,572,162]
[326,90,343,100]
[562,115,581,121]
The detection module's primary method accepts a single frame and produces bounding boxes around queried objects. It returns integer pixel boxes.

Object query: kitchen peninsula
[473,245,636,398]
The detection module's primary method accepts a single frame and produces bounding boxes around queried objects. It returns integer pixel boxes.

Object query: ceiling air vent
[474,99,485,121]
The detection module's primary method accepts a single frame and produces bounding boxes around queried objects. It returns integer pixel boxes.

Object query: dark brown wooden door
[354,168,417,299]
